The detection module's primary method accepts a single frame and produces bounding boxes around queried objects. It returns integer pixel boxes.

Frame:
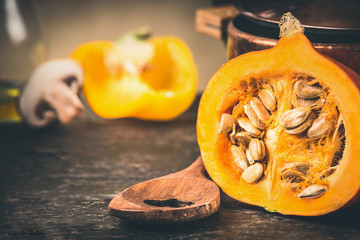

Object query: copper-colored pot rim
[228,19,360,50]
[226,19,360,74]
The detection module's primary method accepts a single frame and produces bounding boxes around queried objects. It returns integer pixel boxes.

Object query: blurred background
[0,0,231,123]
[33,0,227,92]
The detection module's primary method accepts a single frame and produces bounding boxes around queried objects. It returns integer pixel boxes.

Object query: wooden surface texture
[0,96,360,239]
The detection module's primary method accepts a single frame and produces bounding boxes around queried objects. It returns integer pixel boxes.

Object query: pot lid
[235,0,360,31]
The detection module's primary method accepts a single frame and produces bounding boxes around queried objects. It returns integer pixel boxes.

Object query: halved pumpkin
[197,13,360,216]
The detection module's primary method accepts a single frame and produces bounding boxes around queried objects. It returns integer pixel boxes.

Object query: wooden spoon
[108,156,220,223]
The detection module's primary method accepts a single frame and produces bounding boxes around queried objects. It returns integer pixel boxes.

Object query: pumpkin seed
[235,132,253,147]
[229,123,237,144]
[244,104,266,130]
[249,138,266,161]
[258,88,276,111]
[320,166,338,179]
[246,149,255,165]
[280,107,312,129]
[295,97,325,110]
[311,98,326,110]
[284,112,314,135]
[294,80,323,99]
[294,97,318,107]
[251,97,271,122]
[229,131,236,144]
[281,162,311,175]
[230,145,248,171]
[219,113,236,133]
[238,142,247,151]
[238,117,262,137]
[298,184,328,199]
[307,114,333,139]
[242,163,263,183]
[281,170,306,183]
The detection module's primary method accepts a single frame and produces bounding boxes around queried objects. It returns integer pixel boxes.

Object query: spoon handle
[170,156,206,178]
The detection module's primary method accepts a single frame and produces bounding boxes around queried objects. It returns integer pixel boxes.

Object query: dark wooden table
[1,96,360,239]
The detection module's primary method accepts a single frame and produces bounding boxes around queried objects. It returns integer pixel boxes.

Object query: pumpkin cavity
[219,72,345,199]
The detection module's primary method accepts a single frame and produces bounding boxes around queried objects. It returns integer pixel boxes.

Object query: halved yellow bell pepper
[71,33,197,121]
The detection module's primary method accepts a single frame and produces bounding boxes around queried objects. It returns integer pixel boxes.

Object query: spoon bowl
[108,157,220,223]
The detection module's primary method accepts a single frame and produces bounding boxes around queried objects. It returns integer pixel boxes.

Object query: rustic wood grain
[108,157,220,223]
[0,95,360,239]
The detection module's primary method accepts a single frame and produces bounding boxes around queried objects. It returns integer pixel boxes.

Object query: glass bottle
[0,0,47,123]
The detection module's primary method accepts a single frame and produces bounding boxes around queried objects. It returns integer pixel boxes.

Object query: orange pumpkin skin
[197,32,360,216]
